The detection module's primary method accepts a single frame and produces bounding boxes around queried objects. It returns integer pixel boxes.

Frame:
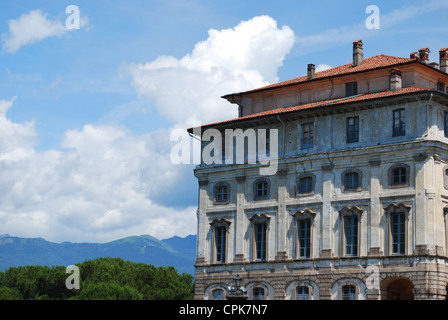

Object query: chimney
[410,52,419,60]
[390,68,402,91]
[440,48,448,73]
[353,40,363,67]
[418,48,430,64]
[307,63,315,80]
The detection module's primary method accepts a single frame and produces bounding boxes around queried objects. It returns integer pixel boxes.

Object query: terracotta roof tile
[195,86,430,130]
[233,54,415,95]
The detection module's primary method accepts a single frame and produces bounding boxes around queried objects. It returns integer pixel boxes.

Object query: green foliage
[0,257,194,300]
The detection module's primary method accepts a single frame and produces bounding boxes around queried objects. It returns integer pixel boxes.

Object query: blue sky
[0,0,447,243]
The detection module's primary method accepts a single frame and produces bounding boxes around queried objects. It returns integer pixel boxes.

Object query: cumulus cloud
[128,15,295,127]
[0,15,295,243]
[2,9,88,54]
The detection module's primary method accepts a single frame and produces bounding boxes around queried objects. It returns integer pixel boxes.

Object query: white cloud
[2,9,88,54]
[128,15,295,127]
[0,15,294,243]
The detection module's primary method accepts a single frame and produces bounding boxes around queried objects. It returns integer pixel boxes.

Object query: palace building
[188,40,448,300]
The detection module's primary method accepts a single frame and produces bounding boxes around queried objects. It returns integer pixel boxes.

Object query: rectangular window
[392,167,407,185]
[345,82,358,97]
[298,219,311,258]
[392,109,406,137]
[216,186,228,202]
[444,111,448,138]
[342,285,356,300]
[346,116,359,143]
[256,181,268,197]
[298,176,313,194]
[391,213,405,254]
[296,286,310,300]
[345,172,359,190]
[215,227,226,263]
[438,81,445,92]
[302,123,314,149]
[344,216,358,256]
[255,223,267,261]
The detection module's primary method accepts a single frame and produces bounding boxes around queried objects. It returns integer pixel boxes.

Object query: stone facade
[190,41,448,300]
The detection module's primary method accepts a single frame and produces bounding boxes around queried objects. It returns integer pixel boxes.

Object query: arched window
[296,174,315,196]
[342,169,362,192]
[212,288,225,300]
[341,285,357,300]
[295,286,310,300]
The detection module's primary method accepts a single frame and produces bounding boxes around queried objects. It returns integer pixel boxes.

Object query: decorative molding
[209,218,232,227]
[384,202,412,213]
[292,208,317,218]
[413,153,427,162]
[338,205,364,216]
[249,213,271,222]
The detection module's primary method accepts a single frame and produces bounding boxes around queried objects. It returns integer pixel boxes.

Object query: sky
[0,0,447,243]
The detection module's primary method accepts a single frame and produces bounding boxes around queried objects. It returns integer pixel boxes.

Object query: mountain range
[0,234,197,275]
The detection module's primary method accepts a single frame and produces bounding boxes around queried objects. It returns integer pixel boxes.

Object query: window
[444,111,448,138]
[346,116,359,143]
[341,285,356,300]
[345,82,358,97]
[297,175,314,195]
[391,212,405,254]
[210,218,231,264]
[385,203,410,256]
[214,182,230,204]
[215,226,226,263]
[254,178,270,200]
[296,286,310,300]
[392,109,406,137]
[388,164,409,188]
[298,219,311,258]
[444,165,448,189]
[344,216,358,256]
[253,287,265,300]
[301,123,314,149]
[293,209,316,259]
[438,81,445,93]
[255,223,267,261]
[212,288,225,300]
[343,170,361,192]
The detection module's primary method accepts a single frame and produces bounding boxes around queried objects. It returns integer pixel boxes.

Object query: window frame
[249,214,271,262]
[444,111,448,138]
[341,169,362,193]
[293,209,316,259]
[338,206,363,257]
[253,178,270,201]
[214,182,230,205]
[301,122,314,149]
[345,81,358,97]
[296,173,316,197]
[392,108,406,137]
[385,203,410,256]
[346,116,359,143]
[210,218,231,264]
[295,285,311,300]
[388,164,410,188]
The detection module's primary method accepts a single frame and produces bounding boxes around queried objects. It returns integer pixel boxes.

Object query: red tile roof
[194,86,431,131]
[227,54,416,96]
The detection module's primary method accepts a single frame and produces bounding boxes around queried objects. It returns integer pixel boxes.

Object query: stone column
[196,180,209,266]
[368,160,382,256]
[276,169,288,260]
[321,164,334,258]
[234,176,246,263]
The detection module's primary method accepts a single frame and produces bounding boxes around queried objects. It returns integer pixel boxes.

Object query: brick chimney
[418,48,430,64]
[390,68,402,91]
[440,48,448,73]
[353,40,363,67]
[307,63,315,80]
[410,52,419,60]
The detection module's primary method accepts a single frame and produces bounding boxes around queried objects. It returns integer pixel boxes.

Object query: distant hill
[0,234,196,275]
